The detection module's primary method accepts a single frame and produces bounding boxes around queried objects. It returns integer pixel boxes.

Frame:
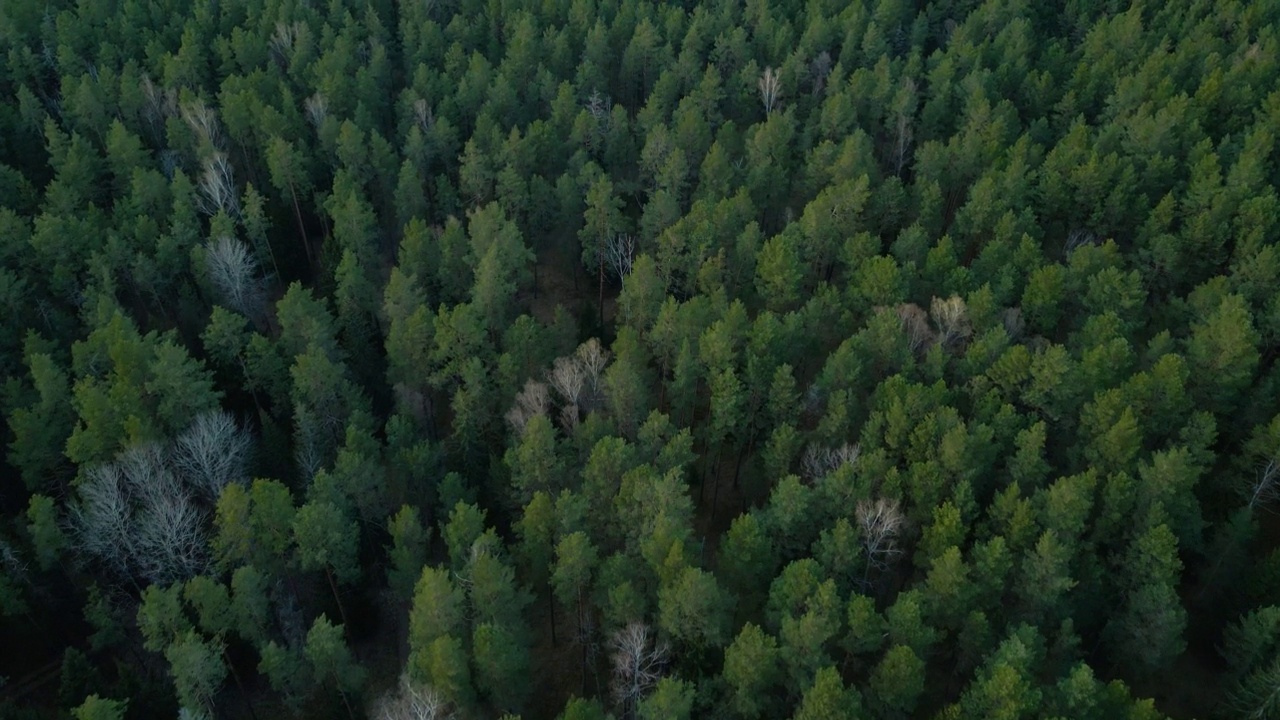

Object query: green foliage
[164,631,226,712]
[71,695,127,720]
[1,1,1277,718]
[304,615,365,695]
[293,500,360,584]
[386,505,430,600]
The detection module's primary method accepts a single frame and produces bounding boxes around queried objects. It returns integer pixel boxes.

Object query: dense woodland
[1,0,1280,718]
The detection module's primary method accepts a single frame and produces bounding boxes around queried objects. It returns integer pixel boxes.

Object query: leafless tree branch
[206,235,266,318]
[758,66,781,114]
[305,93,329,130]
[1249,457,1280,512]
[505,379,551,435]
[605,234,636,286]
[801,443,862,480]
[896,303,935,354]
[576,338,611,404]
[610,622,669,716]
[930,295,972,350]
[373,674,456,720]
[173,410,253,501]
[197,152,241,219]
[180,98,223,150]
[856,498,905,573]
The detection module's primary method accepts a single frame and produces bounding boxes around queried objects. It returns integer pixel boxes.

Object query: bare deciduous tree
[1002,307,1026,339]
[181,98,222,150]
[890,78,917,176]
[71,441,211,584]
[141,76,178,137]
[549,355,586,407]
[372,675,455,720]
[197,152,241,218]
[1248,456,1280,512]
[174,410,253,500]
[206,235,265,318]
[69,463,135,576]
[305,93,329,129]
[135,490,208,585]
[810,51,832,96]
[293,405,330,482]
[856,498,905,576]
[896,303,934,354]
[504,380,551,435]
[412,98,435,132]
[576,338,611,402]
[586,90,610,124]
[610,622,669,716]
[801,443,862,480]
[930,295,972,350]
[1065,228,1098,252]
[758,66,781,114]
[605,234,636,286]
[0,539,30,593]
[545,339,613,430]
[270,21,305,67]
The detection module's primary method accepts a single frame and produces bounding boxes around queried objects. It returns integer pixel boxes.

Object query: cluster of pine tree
[2,0,1280,718]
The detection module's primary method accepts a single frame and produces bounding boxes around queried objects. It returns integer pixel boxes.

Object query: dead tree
[205,235,265,319]
[181,98,223,151]
[1248,456,1280,512]
[930,295,972,350]
[548,355,586,430]
[890,78,917,176]
[413,98,435,133]
[141,76,178,140]
[134,489,208,585]
[801,443,862,480]
[605,234,636,287]
[197,152,241,218]
[305,93,329,130]
[758,66,781,114]
[610,622,669,718]
[857,498,905,584]
[504,379,551,435]
[576,338,611,407]
[70,443,211,585]
[292,404,332,482]
[372,675,455,720]
[269,21,306,68]
[810,51,833,97]
[895,303,934,354]
[70,463,136,578]
[173,410,253,501]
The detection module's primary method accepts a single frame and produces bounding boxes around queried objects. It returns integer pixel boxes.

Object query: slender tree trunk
[711,444,726,523]
[325,568,349,628]
[731,439,747,491]
[548,585,557,646]
[597,236,605,330]
[337,683,356,720]
[288,183,312,266]
[577,591,587,694]
[223,648,261,720]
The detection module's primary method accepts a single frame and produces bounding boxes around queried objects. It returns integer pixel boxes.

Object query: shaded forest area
[2,0,1280,718]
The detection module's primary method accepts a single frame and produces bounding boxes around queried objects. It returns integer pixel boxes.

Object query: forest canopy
[1,0,1280,718]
